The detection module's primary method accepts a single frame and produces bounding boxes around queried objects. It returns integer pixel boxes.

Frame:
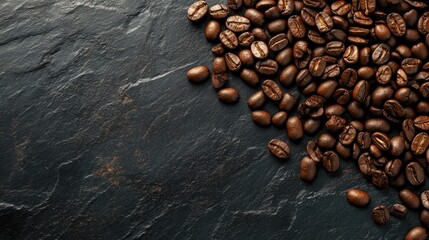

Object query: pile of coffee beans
[186,0,429,238]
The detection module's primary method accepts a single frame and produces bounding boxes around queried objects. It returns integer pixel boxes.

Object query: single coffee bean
[225,52,242,72]
[340,68,358,88]
[287,116,304,141]
[357,66,375,80]
[353,80,369,103]
[343,45,359,65]
[346,188,371,207]
[272,111,287,128]
[371,86,394,107]
[252,110,271,127]
[218,88,239,103]
[304,118,322,135]
[187,1,209,21]
[365,118,390,132]
[251,41,269,59]
[404,9,418,27]
[370,144,382,158]
[255,0,276,11]
[205,20,221,41]
[326,41,345,57]
[403,119,416,142]
[278,0,295,16]
[353,11,373,26]
[371,170,389,189]
[395,87,419,105]
[268,33,288,51]
[240,68,259,86]
[390,204,407,218]
[307,140,322,162]
[357,132,371,149]
[372,43,390,65]
[267,138,290,159]
[331,1,351,16]
[390,136,405,156]
[358,152,375,175]
[325,115,346,132]
[238,32,255,47]
[226,15,251,32]
[293,40,308,59]
[339,125,357,145]
[279,92,298,112]
[414,116,429,131]
[322,64,340,79]
[238,49,255,66]
[406,162,425,185]
[402,58,422,75]
[412,42,428,60]
[412,132,429,155]
[420,82,429,98]
[296,69,312,87]
[244,8,265,26]
[376,65,392,85]
[397,45,412,58]
[324,104,345,118]
[301,7,317,27]
[278,65,297,87]
[307,29,326,44]
[209,4,229,19]
[187,66,210,83]
[374,24,391,41]
[332,15,349,30]
[405,227,428,240]
[387,12,407,36]
[268,19,287,34]
[227,0,243,10]
[391,173,406,189]
[303,0,326,8]
[315,12,333,33]
[327,29,348,42]
[371,132,391,152]
[276,48,293,67]
[418,12,429,35]
[220,30,239,49]
[265,7,281,20]
[350,120,364,132]
[255,59,278,75]
[211,43,225,56]
[262,80,282,101]
[336,142,351,159]
[308,57,326,77]
[211,72,228,89]
[247,90,266,110]
[383,99,405,123]
[300,156,318,182]
[372,205,390,225]
[288,15,307,38]
[400,189,421,209]
[212,57,228,75]
[317,133,336,149]
[322,151,340,172]
[347,101,365,119]
[385,159,402,177]
[421,190,429,210]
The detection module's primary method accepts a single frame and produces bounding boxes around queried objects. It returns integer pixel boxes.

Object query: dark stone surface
[0,0,423,239]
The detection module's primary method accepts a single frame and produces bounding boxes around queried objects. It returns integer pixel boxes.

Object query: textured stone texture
[0,0,422,239]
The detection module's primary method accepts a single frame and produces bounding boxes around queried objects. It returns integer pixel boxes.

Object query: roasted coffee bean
[353,11,373,27]
[332,15,349,30]
[187,66,210,83]
[296,69,312,87]
[238,32,255,47]
[268,19,287,34]
[396,69,408,87]
[334,88,350,105]
[276,48,293,67]
[358,152,375,175]
[421,190,429,210]
[226,15,251,32]
[331,1,351,16]
[372,205,390,225]
[372,43,390,65]
[256,0,276,11]
[240,68,259,86]
[412,43,428,60]
[405,9,419,26]
[343,45,359,65]
[268,33,288,51]
[187,1,209,21]
[346,188,371,207]
[315,12,333,33]
[278,0,295,16]
[418,12,429,35]
[371,86,394,107]
[303,0,326,8]
[268,138,290,159]
[327,29,348,42]
[395,87,419,105]
[251,41,269,59]
[279,92,298,112]
[405,227,428,240]
[400,189,421,209]
[340,68,358,88]
[412,132,429,155]
[301,7,317,27]
[244,8,265,26]
[353,80,369,103]
[304,118,322,135]
[225,52,242,72]
[293,40,309,59]
[390,136,405,156]
[218,88,240,103]
[339,125,357,145]
[300,156,318,182]
[279,65,298,87]
[211,72,228,89]
[371,170,389,189]
[360,47,371,65]
[211,44,225,56]
[420,82,429,98]
[262,80,283,101]
[383,99,405,123]
[317,133,336,149]
[324,104,345,118]
[238,49,255,66]
[287,116,304,141]
[228,0,243,10]
[244,0,258,7]
[347,101,366,119]
[376,65,392,85]
[406,162,425,185]
[357,66,375,80]
[371,132,391,152]
[209,4,229,19]
[307,140,322,162]
[385,159,402,177]
[336,142,351,159]
[322,64,340,79]
[326,41,345,57]
[288,15,307,38]
[322,151,340,172]
[402,58,422,75]
[365,118,390,133]
[421,210,429,228]
[387,13,407,36]
[272,111,288,127]
[220,30,239,49]
[308,29,326,44]
[295,51,311,69]
[404,0,427,9]
[302,82,318,96]
[252,110,271,126]
[247,90,266,110]
[390,204,407,218]
[414,116,429,131]
[397,45,412,58]
[308,57,326,77]
[357,132,371,149]
[350,120,364,132]
[205,20,221,41]
[255,59,278,75]
[359,0,376,15]
[403,119,416,142]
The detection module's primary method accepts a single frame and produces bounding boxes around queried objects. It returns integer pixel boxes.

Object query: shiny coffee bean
[412,132,429,155]
[421,190,429,210]
[387,13,407,36]
[331,1,351,16]
[225,52,242,72]
[255,59,278,75]
[276,48,293,67]
[365,118,390,132]
[406,162,425,185]
[322,151,340,172]
[240,68,259,86]
[390,204,407,218]
[227,0,243,10]
[209,4,229,19]
[218,88,239,103]
[187,1,209,21]
[372,205,390,225]
[205,20,221,41]
[211,44,225,56]
[268,33,289,51]
[272,111,287,128]
[226,15,251,32]
[326,41,345,57]
[251,41,269,59]
[353,11,373,27]
[358,152,375,175]
[357,132,371,149]
[304,118,322,135]
[414,116,429,131]
[238,32,255,47]
[300,156,318,182]
[238,49,255,66]
[372,43,390,65]
[268,138,290,159]
[187,66,210,83]
[279,92,298,112]
[371,170,389,189]
[353,80,370,103]
[400,189,421,210]
[307,140,322,162]
[262,80,282,101]
[315,12,333,33]
[252,110,271,126]
[287,116,304,141]
[220,30,239,49]
[376,65,392,85]
[279,65,298,87]
[247,90,266,110]
[268,19,287,34]
[405,227,427,240]
[317,133,336,149]
[288,15,307,38]
[346,188,371,207]
[383,99,405,123]
[371,132,391,152]
[343,45,359,65]
[385,159,402,177]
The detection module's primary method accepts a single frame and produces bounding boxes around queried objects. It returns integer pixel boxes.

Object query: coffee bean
[357,131,371,149]
[326,41,345,57]
[187,66,210,83]
[279,92,298,112]
[414,116,429,130]
[340,68,358,88]
[251,41,269,59]
[403,119,416,142]
[288,15,307,38]
[307,140,322,162]
[255,0,276,11]
[238,49,255,66]
[205,20,221,41]
[315,12,333,33]
[244,0,258,7]
[276,48,293,67]
[421,190,429,210]
[226,15,251,32]
[252,110,271,126]
[376,65,392,85]
[322,64,340,79]
[390,204,407,218]
[304,118,322,135]
[371,86,394,107]
[322,151,340,172]
[383,99,405,123]
[372,205,389,225]
[300,156,318,182]
[240,68,259,86]
[359,0,376,15]
[308,57,326,77]
[343,45,359,65]
[331,1,352,16]
[220,30,239,49]
[339,125,357,145]
[387,13,407,36]
[262,80,283,101]
[420,82,429,98]
[406,162,425,185]
[293,40,308,59]
[268,19,287,34]
[353,80,370,103]
[365,119,391,133]
[244,8,265,26]
[287,116,304,141]
[247,90,266,110]
[301,7,317,27]
[272,111,288,127]
[209,4,229,19]
[211,72,228,89]
[412,132,429,155]
[371,132,391,152]
[390,136,405,156]
[347,101,366,119]
[332,15,349,30]
[358,152,375,175]
[353,11,373,26]
[268,33,289,51]
[303,0,326,8]
[255,59,279,75]
[418,12,429,35]
[327,29,348,42]
[225,52,242,72]
[372,43,390,65]
[218,88,239,103]
[402,58,422,75]
[405,227,428,240]
[317,133,337,149]
[296,69,312,87]
[228,0,243,10]
[307,29,326,44]
[238,32,255,47]
[400,189,421,209]
[325,104,345,118]
[211,44,225,56]
[278,0,295,16]
[385,159,402,177]
[268,138,290,159]
[187,1,209,21]
[346,188,371,207]
[371,170,389,189]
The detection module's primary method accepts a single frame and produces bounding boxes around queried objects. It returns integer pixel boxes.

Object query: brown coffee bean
[255,59,278,75]
[287,116,304,141]
[211,44,225,56]
[414,116,429,131]
[340,68,358,88]
[371,170,389,189]
[187,1,209,21]
[326,41,345,57]
[331,1,351,16]
[315,12,333,33]
[372,43,390,65]
[338,125,356,145]
[300,156,318,182]
[304,118,322,135]
[347,101,365,119]
[226,15,251,32]
[353,11,373,27]
[218,88,239,103]
[383,99,405,123]
[421,190,429,210]
[358,152,375,175]
[405,227,427,240]
[238,49,255,66]
[187,66,210,83]
[268,19,287,34]
[279,93,298,112]
[238,32,255,47]
[317,133,336,149]
[268,33,288,51]
[357,132,371,149]
[268,138,290,159]
[228,0,243,10]
[308,57,326,77]
[244,8,265,26]
[322,64,340,79]
[262,80,282,101]
[322,151,340,172]
[402,58,422,75]
[301,7,317,27]
[353,80,369,103]
[365,118,391,133]
[307,140,322,162]
[278,0,295,16]
[303,0,326,8]
[211,72,228,89]
[240,69,259,86]
[418,12,429,35]
[256,0,276,11]
[308,29,326,44]
[276,48,293,67]
[272,111,287,127]
[412,132,429,155]
[225,52,242,72]
[209,4,229,19]
[421,210,429,228]
[376,65,392,85]
[343,45,359,65]
[371,86,394,107]
[385,159,402,177]
[390,204,407,218]
[387,13,407,36]
[252,110,271,127]
[371,132,391,152]
[374,24,391,41]
[247,90,266,110]
[220,30,239,49]
[288,15,307,38]
[406,162,425,185]
[403,119,416,142]
[205,20,221,41]
[357,66,375,80]
[334,88,350,105]
[346,188,371,207]
[390,136,405,156]
[400,189,421,209]
[372,205,390,225]
[250,41,269,59]
[420,82,429,98]
[404,9,418,27]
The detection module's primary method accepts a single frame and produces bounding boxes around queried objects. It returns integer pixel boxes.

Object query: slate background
[0,0,424,239]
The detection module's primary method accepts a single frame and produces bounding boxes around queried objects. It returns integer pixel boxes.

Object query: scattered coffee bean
[300,156,317,182]
[400,189,421,210]
[287,115,304,141]
[346,188,370,207]
[372,205,390,225]
[390,204,407,218]
[187,1,209,21]
[252,110,271,127]
[187,66,210,83]
[421,190,429,209]
[405,226,428,240]
[218,88,239,103]
[268,138,290,159]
